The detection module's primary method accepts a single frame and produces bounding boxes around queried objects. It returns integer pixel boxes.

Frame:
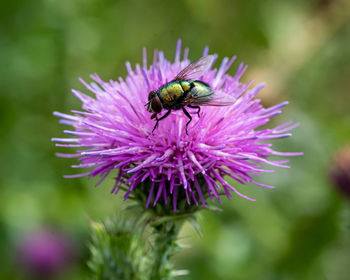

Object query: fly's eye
[148,90,156,101]
[151,96,162,113]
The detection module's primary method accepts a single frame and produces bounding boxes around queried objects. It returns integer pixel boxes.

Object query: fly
[146,55,235,135]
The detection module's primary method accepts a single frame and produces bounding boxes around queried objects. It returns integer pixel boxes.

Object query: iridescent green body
[157,80,212,110]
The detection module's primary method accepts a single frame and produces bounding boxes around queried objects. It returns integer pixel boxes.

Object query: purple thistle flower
[52,40,302,212]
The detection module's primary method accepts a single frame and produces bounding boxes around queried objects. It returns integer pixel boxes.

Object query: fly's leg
[188,105,201,118]
[152,109,172,133]
[182,107,192,135]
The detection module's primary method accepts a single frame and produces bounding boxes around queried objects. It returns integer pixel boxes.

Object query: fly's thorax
[158,81,185,109]
[180,80,191,92]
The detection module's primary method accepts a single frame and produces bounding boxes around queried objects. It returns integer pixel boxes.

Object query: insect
[146,55,235,135]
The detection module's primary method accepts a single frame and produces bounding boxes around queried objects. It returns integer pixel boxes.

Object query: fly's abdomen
[190,81,212,97]
[159,81,185,109]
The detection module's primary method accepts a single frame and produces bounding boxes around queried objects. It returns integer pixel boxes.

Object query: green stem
[150,222,182,280]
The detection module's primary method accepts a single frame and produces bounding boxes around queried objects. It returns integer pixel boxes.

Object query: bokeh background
[1,0,350,279]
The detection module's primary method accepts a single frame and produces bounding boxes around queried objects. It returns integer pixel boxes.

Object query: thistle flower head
[53,40,301,212]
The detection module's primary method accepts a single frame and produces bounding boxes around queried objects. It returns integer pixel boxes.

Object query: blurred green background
[1,0,350,279]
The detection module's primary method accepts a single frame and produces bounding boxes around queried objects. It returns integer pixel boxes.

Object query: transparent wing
[173,55,215,82]
[184,90,236,107]
[202,91,236,106]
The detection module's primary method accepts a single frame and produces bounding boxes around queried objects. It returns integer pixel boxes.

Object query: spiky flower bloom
[53,40,301,211]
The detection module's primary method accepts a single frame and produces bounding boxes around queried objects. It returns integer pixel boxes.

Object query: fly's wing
[184,89,236,106]
[173,55,215,82]
[203,91,236,106]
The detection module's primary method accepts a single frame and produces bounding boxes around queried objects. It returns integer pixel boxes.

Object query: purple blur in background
[330,145,350,199]
[17,228,75,279]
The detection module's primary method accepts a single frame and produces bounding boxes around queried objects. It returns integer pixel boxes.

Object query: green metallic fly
[146,55,236,134]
